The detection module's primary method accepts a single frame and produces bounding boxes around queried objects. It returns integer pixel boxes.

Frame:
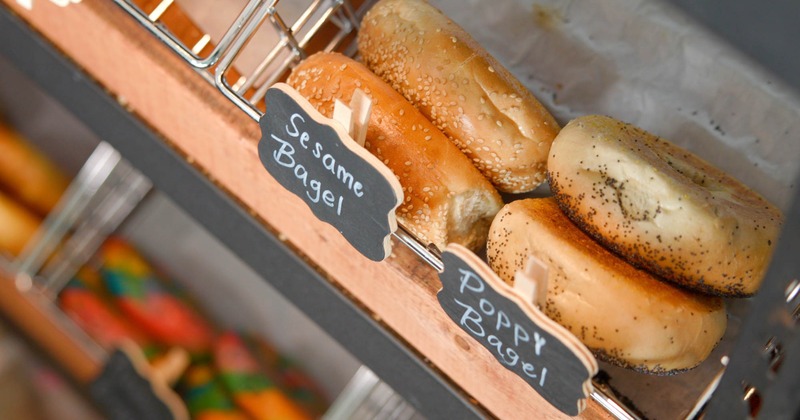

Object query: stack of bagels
[285,0,783,374]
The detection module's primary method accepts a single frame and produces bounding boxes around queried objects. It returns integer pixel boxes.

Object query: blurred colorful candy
[181,364,249,420]
[99,238,215,353]
[247,337,328,417]
[214,332,311,420]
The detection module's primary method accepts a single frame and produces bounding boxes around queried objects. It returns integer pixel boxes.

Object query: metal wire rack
[110,0,446,271]
[324,367,425,420]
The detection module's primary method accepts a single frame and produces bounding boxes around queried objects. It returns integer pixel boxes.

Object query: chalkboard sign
[437,245,597,416]
[90,347,186,420]
[258,84,403,261]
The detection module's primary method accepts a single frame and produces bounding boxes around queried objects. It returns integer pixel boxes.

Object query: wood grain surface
[0,270,103,383]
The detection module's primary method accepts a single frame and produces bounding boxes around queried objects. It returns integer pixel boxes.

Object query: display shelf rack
[0,4,487,419]
[1,0,798,419]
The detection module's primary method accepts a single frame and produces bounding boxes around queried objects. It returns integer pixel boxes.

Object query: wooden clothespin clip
[332,89,373,147]
[116,341,189,419]
[513,255,549,309]
[149,347,190,386]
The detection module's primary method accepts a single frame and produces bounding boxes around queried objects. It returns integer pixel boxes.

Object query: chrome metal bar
[590,386,639,420]
[339,0,360,31]
[685,368,726,420]
[391,226,443,273]
[249,1,347,102]
[14,142,121,279]
[112,0,269,69]
[240,0,353,101]
[236,0,311,94]
[293,0,329,35]
[214,2,274,120]
[237,37,290,96]
[323,366,382,420]
[296,2,344,49]
[42,164,152,297]
[249,50,298,104]
[236,4,311,95]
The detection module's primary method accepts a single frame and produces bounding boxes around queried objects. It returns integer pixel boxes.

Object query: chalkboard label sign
[258,83,403,261]
[89,347,185,420]
[437,245,597,416]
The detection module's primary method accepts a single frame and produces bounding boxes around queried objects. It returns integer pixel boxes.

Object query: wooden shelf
[0,270,103,384]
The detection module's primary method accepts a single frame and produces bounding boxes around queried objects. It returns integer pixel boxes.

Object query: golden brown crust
[0,190,41,257]
[358,0,560,193]
[0,123,69,216]
[487,198,727,373]
[547,115,783,297]
[286,52,503,251]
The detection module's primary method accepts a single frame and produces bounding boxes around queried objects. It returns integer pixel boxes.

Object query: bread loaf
[487,198,727,373]
[0,190,40,257]
[548,115,783,297]
[358,0,560,193]
[0,123,69,216]
[287,52,503,251]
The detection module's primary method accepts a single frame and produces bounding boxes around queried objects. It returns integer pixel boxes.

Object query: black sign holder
[258,84,403,262]
[89,345,186,420]
[437,244,598,416]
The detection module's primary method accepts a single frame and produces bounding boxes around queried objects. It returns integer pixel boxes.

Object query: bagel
[0,190,41,257]
[486,198,727,374]
[358,0,560,193]
[547,115,782,297]
[0,122,69,216]
[286,52,503,251]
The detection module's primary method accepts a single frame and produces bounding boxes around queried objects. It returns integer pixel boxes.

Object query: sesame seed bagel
[358,0,560,193]
[287,52,503,251]
[486,198,727,374]
[548,115,783,297]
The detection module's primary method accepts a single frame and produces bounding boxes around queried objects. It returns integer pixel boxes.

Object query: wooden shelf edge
[0,270,103,383]
[0,1,613,418]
